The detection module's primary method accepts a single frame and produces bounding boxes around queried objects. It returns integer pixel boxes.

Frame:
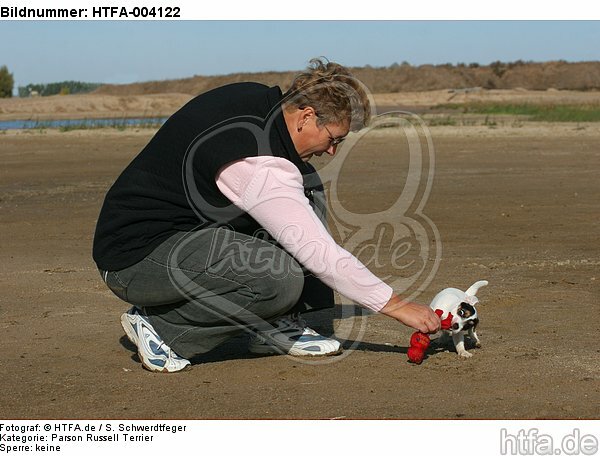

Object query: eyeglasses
[322,124,346,147]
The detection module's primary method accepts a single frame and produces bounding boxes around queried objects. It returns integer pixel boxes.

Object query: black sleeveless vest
[93,83,319,271]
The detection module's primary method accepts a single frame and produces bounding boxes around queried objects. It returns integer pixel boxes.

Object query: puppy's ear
[466,280,488,297]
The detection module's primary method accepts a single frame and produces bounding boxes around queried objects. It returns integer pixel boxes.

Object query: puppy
[430,280,488,358]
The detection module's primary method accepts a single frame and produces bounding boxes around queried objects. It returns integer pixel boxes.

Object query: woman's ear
[297,106,315,132]
[300,106,316,121]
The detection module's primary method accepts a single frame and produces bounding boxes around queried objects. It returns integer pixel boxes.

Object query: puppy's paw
[458,351,473,359]
[475,341,482,349]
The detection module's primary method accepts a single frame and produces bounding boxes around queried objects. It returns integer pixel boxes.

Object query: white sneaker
[120,307,191,373]
[249,313,342,357]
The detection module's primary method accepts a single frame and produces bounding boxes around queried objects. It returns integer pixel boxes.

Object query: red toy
[407,309,453,364]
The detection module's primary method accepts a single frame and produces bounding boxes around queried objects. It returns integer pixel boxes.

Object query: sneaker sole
[120,313,191,374]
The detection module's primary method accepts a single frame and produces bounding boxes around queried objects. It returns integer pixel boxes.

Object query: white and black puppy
[430,280,488,358]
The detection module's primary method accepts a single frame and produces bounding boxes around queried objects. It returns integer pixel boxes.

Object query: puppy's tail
[466,280,488,296]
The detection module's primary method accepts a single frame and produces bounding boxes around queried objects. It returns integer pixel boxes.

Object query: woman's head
[283,58,371,132]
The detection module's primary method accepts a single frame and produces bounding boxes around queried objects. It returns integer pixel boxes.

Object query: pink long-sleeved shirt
[216,156,393,312]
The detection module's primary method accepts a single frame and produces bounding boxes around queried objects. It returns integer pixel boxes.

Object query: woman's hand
[380,294,441,334]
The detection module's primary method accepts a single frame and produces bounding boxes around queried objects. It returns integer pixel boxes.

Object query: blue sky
[1,21,599,89]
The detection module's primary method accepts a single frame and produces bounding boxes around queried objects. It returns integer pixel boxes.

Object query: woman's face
[295,115,350,162]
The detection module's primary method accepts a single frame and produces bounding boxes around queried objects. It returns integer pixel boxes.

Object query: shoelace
[156,341,179,361]
[288,312,307,329]
[139,314,173,359]
[156,341,169,355]
[255,313,311,340]
[287,313,320,336]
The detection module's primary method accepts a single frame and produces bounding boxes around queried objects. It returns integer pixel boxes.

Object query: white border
[1,420,599,456]
[2,0,599,20]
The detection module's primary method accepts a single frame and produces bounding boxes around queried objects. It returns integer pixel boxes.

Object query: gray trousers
[100,178,334,359]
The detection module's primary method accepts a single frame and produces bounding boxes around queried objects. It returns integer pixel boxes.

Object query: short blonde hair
[283,58,371,131]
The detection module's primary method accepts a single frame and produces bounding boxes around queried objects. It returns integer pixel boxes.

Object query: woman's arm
[216,156,440,332]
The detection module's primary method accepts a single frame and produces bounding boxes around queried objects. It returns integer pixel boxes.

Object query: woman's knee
[252,255,304,315]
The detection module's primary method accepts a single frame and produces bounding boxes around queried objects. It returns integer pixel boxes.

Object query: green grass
[55,118,163,132]
[436,103,600,122]
[427,116,457,126]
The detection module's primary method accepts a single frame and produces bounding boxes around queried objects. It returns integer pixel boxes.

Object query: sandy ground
[2,89,600,121]
[374,88,600,109]
[1,118,598,419]
[0,93,192,121]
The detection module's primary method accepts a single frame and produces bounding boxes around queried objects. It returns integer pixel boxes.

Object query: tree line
[18,80,102,97]
[0,65,14,98]
[0,65,102,98]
